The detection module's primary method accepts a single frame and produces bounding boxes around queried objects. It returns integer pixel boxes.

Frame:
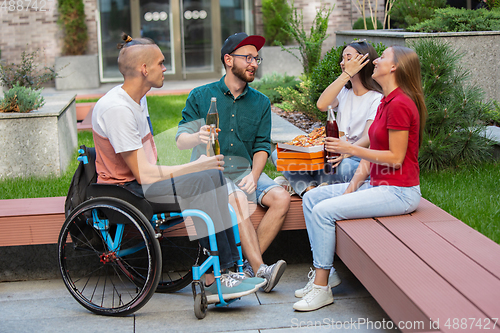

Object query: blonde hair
[392,46,427,146]
[117,33,157,77]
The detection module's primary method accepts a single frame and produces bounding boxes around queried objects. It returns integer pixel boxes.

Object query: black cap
[221,33,266,59]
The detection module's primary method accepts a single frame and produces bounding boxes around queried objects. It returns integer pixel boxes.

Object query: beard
[231,62,256,83]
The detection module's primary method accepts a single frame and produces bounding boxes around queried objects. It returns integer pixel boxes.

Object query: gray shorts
[226,173,281,207]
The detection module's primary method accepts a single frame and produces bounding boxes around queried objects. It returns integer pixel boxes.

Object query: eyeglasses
[231,54,263,65]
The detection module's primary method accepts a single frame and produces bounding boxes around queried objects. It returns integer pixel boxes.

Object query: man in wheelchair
[90,33,264,301]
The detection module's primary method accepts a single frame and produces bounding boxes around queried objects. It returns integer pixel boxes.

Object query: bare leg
[205,273,215,285]
[257,187,290,253]
[314,268,329,286]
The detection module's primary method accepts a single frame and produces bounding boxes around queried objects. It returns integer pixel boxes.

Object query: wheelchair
[57,146,246,318]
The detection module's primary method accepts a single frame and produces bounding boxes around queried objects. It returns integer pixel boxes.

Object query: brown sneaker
[301,185,317,197]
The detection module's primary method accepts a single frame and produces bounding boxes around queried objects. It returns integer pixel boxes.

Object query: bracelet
[343,71,352,78]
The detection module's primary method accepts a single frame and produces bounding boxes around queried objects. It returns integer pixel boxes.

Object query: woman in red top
[294,46,427,312]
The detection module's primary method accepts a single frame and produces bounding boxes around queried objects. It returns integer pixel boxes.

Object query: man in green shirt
[176,33,291,292]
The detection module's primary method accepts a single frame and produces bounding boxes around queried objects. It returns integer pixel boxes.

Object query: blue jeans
[271,149,360,197]
[302,182,421,270]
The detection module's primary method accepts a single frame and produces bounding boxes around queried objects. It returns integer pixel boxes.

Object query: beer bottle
[206,124,221,156]
[324,105,340,174]
[206,97,218,128]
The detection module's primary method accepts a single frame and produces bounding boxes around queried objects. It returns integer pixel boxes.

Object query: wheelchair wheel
[194,293,207,319]
[154,228,206,293]
[58,197,161,316]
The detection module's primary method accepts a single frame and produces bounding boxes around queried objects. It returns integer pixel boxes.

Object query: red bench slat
[378,215,500,328]
[410,199,458,223]
[0,197,65,217]
[424,220,500,280]
[336,219,496,333]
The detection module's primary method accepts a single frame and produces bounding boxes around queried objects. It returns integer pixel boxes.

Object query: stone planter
[258,46,303,79]
[0,94,78,178]
[335,30,500,102]
[55,54,99,90]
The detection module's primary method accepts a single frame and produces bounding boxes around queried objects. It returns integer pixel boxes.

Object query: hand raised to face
[342,52,370,78]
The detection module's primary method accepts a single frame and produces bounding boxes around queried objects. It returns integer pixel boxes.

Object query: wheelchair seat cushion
[87,183,182,219]
[87,183,155,220]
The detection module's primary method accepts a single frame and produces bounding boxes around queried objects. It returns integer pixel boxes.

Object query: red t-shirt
[368,87,420,187]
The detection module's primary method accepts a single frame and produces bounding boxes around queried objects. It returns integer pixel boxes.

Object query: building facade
[0,0,382,84]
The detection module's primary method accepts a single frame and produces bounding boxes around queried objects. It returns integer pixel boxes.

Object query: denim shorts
[226,173,281,207]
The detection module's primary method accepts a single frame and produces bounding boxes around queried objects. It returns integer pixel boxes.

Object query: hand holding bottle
[197,154,225,171]
[198,125,211,145]
[325,137,352,155]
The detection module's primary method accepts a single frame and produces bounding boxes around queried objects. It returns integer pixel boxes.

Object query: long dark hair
[392,46,428,147]
[342,41,383,94]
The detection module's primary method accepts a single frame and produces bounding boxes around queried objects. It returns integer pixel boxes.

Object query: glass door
[97,0,132,81]
[98,0,244,81]
[140,0,175,74]
[180,0,213,73]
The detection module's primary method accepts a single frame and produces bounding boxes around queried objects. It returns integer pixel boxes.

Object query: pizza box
[276,161,325,172]
[276,147,325,171]
[276,147,325,160]
[277,142,324,154]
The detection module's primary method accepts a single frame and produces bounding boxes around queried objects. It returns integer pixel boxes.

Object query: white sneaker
[225,271,267,289]
[204,273,259,303]
[295,268,341,298]
[293,284,334,311]
[329,270,342,288]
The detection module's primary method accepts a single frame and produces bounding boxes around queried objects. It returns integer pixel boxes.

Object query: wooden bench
[251,197,500,332]
[0,197,66,247]
[1,196,499,332]
[0,196,307,245]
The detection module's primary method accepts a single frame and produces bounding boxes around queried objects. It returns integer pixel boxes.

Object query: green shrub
[389,0,447,29]
[250,73,299,103]
[309,41,386,104]
[58,0,88,55]
[275,3,333,76]
[482,101,500,126]
[262,0,291,46]
[0,85,45,113]
[308,45,343,104]
[485,0,500,10]
[352,17,383,30]
[0,50,58,90]
[275,79,321,121]
[407,7,500,32]
[412,38,495,170]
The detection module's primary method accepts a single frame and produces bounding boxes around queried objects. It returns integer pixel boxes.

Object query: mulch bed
[271,105,323,134]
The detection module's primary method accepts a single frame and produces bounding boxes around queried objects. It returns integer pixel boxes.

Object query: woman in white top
[273,40,383,197]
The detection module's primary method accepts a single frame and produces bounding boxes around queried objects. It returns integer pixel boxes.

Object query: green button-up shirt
[176,76,272,181]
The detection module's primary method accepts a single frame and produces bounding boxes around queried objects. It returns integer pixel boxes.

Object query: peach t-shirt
[92,85,157,184]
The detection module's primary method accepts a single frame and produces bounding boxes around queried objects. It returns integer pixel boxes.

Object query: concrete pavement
[0,262,396,333]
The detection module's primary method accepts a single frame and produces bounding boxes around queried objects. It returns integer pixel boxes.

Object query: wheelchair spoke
[58,197,161,316]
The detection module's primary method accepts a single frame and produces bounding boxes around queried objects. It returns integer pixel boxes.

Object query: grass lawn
[0,94,190,199]
[1,94,499,243]
[420,162,500,244]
